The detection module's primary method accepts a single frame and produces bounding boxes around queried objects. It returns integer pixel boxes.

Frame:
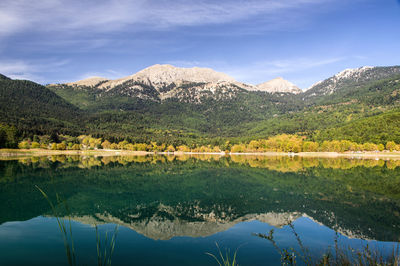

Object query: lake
[0,154,399,265]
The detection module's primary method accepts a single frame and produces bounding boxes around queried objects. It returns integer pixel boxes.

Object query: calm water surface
[0,155,399,265]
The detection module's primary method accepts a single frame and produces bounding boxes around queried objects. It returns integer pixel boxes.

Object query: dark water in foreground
[0,155,399,265]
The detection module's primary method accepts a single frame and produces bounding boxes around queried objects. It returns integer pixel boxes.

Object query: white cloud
[0,0,333,37]
[70,69,129,83]
[162,57,346,88]
[219,57,345,84]
[0,59,69,83]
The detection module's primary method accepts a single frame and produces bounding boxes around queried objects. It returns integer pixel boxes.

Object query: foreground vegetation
[254,225,400,266]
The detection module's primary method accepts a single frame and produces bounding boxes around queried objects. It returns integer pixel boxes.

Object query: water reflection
[7,153,400,171]
[1,155,400,242]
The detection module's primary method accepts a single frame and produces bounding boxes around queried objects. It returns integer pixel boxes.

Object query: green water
[0,155,399,265]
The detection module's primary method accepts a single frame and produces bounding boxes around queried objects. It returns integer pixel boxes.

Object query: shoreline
[1,149,400,159]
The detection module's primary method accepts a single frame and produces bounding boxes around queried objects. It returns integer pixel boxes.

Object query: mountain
[2,64,400,144]
[0,75,82,136]
[51,65,306,106]
[0,74,11,81]
[304,66,400,101]
[67,76,109,87]
[98,64,237,90]
[71,211,301,240]
[254,77,302,94]
[315,108,400,143]
[46,65,303,139]
[57,64,249,104]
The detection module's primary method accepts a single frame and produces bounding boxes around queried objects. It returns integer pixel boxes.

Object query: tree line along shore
[5,134,400,154]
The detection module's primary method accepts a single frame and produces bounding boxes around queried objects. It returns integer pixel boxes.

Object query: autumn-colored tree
[302,141,319,152]
[362,142,378,151]
[320,141,333,152]
[386,141,396,151]
[30,141,40,148]
[377,144,385,151]
[118,140,129,150]
[136,143,148,151]
[231,144,245,153]
[247,140,260,152]
[125,143,135,150]
[101,140,111,149]
[56,143,66,150]
[18,141,30,149]
[177,145,190,152]
[213,146,221,153]
[71,144,80,150]
[166,145,175,152]
[110,143,119,150]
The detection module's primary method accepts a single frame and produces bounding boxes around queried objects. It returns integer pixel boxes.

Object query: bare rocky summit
[67,76,110,87]
[62,64,301,102]
[97,64,236,91]
[255,77,302,94]
[68,208,303,240]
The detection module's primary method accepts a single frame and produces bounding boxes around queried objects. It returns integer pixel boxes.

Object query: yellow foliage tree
[101,140,111,149]
[56,143,66,150]
[18,141,30,149]
[166,145,175,152]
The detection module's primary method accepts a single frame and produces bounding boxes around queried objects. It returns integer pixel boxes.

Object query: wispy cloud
[0,0,333,37]
[67,69,129,83]
[0,59,69,83]
[164,57,346,88]
[247,57,346,76]
[223,57,345,84]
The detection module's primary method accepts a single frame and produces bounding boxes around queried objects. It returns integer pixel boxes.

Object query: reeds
[36,186,118,266]
[255,222,400,266]
[96,224,119,266]
[206,242,239,266]
[36,185,76,266]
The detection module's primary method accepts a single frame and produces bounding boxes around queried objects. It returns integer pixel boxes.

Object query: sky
[0,0,399,89]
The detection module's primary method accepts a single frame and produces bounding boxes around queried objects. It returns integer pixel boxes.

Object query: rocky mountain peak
[67,76,110,87]
[303,65,400,100]
[131,64,236,84]
[334,66,374,80]
[255,77,302,94]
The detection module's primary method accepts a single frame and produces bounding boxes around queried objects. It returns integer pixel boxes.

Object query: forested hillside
[0,75,82,142]
[1,65,400,147]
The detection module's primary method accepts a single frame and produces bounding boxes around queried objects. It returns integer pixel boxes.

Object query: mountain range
[57,64,300,103]
[1,64,400,145]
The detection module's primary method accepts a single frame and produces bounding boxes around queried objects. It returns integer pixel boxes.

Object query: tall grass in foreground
[96,225,118,266]
[254,222,400,266]
[206,242,239,266]
[36,185,77,266]
[36,186,118,266]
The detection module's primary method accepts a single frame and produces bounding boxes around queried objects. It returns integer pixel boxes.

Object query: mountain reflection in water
[1,154,400,243]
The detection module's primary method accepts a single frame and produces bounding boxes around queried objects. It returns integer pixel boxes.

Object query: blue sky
[0,0,399,89]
